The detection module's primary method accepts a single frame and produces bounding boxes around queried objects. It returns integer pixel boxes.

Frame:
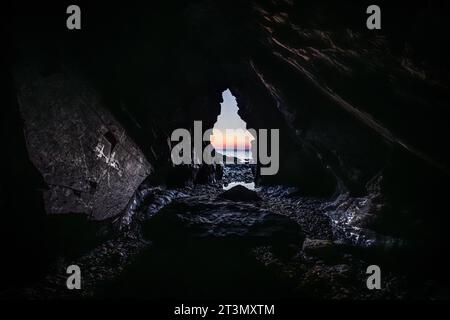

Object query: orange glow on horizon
[210,128,254,150]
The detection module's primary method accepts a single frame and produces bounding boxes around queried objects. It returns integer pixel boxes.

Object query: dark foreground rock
[14,72,151,220]
[302,238,339,261]
[219,185,260,202]
[143,197,304,249]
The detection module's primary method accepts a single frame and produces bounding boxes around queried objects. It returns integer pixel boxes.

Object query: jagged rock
[221,165,255,185]
[194,164,217,184]
[219,185,260,202]
[302,238,338,260]
[165,164,196,187]
[14,72,151,220]
[4,0,450,299]
[296,264,353,299]
[143,197,304,248]
[216,164,224,180]
[7,0,450,232]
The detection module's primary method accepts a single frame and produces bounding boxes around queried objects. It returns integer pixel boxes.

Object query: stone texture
[143,196,304,248]
[15,72,152,220]
[302,238,337,260]
[219,184,260,202]
[6,0,450,246]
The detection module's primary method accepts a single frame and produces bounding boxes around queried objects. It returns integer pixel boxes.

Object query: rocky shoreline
[3,164,447,300]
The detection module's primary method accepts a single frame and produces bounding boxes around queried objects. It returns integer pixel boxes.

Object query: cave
[1,0,450,307]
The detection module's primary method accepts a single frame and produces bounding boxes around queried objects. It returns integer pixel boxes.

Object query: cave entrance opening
[210,89,256,190]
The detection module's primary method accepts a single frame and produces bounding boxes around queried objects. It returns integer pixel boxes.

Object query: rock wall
[5,0,450,237]
[247,0,450,195]
[14,69,152,220]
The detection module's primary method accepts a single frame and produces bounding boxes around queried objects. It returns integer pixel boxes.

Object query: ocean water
[216,149,253,161]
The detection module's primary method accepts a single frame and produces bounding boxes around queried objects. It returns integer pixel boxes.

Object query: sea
[215,149,253,162]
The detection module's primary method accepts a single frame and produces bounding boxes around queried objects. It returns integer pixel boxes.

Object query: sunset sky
[210,90,255,150]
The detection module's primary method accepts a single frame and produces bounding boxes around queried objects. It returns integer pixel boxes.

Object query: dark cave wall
[243,0,450,238]
[0,65,50,289]
[227,65,338,196]
[4,0,450,240]
[6,0,230,220]
[247,0,450,194]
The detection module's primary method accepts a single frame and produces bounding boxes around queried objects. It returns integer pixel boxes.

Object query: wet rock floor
[4,165,449,300]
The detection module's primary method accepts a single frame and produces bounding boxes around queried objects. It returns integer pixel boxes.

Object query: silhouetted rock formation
[143,197,304,249]
[7,0,450,208]
[14,71,151,220]
[3,0,450,296]
[219,185,260,202]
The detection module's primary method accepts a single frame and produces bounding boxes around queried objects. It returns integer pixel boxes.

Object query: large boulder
[302,238,338,261]
[14,72,152,221]
[219,185,260,202]
[143,197,304,249]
